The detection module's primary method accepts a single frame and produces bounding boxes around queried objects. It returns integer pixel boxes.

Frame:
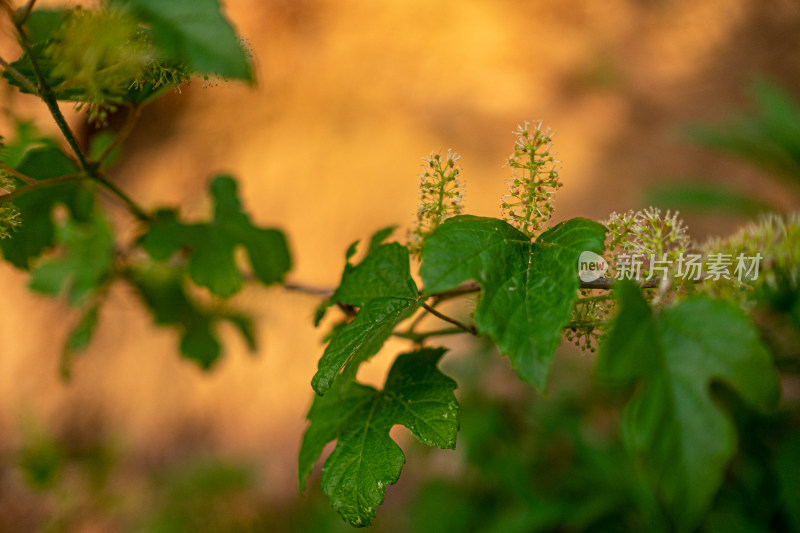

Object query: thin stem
[17,0,37,24]
[406,306,432,334]
[576,293,615,303]
[431,282,481,301]
[427,277,662,300]
[0,54,37,94]
[0,1,13,19]
[95,170,149,221]
[13,20,151,222]
[282,276,664,304]
[421,302,477,335]
[393,327,466,343]
[284,282,334,296]
[563,320,609,330]
[0,160,36,184]
[0,172,85,204]
[17,25,91,170]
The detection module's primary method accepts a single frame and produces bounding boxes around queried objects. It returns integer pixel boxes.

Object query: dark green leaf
[314,228,407,326]
[88,131,122,170]
[775,434,800,532]
[0,121,55,167]
[334,243,418,307]
[300,348,458,526]
[128,264,257,369]
[114,0,252,81]
[1,146,93,269]
[62,305,100,380]
[29,213,115,306]
[141,176,291,297]
[1,10,76,97]
[311,242,420,395]
[367,225,397,254]
[420,215,606,391]
[2,44,86,101]
[312,297,420,396]
[26,9,71,45]
[596,282,780,530]
[687,79,800,186]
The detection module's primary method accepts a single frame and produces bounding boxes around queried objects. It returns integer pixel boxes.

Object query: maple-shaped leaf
[311,241,421,396]
[420,215,606,391]
[596,282,780,530]
[300,348,459,526]
[127,264,256,369]
[141,175,291,297]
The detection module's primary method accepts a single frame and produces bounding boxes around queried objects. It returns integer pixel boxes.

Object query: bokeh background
[1,0,799,530]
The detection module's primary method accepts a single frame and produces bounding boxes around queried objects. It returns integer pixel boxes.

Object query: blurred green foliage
[647,80,800,216]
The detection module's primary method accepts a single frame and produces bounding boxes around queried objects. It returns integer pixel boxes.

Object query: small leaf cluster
[0,1,287,375]
[301,122,787,530]
[3,0,251,123]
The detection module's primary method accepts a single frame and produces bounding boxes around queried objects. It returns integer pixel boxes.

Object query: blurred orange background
[1,0,799,529]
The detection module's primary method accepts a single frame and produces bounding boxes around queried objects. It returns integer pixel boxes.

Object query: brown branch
[17,0,37,24]
[284,282,334,296]
[430,277,661,299]
[421,302,477,335]
[0,173,86,204]
[0,161,36,184]
[0,54,37,94]
[284,276,663,302]
[393,327,466,343]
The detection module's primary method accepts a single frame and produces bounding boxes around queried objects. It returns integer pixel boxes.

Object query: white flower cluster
[501,121,562,237]
[408,149,464,254]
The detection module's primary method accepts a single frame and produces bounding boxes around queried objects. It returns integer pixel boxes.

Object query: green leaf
[1,10,83,99]
[596,282,780,530]
[299,348,459,526]
[334,242,418,307]
[311,243,420,395]
[1,146,93,269]
[25,9,71,45]
[88,131,122,170]
[0,121,55,167]
[312,297,420,396]
[2,42,88,102]
[314,226,400,327]
[29,213,115,306]
[775,434,800,532]
[128,264,257,369]
[686,79,800,185]
[114,0,252,81]
[141,176,291,297]
[314,227,405,326]
[62,305,100,380]
[367,225,397,254]
[420,215,606,391]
